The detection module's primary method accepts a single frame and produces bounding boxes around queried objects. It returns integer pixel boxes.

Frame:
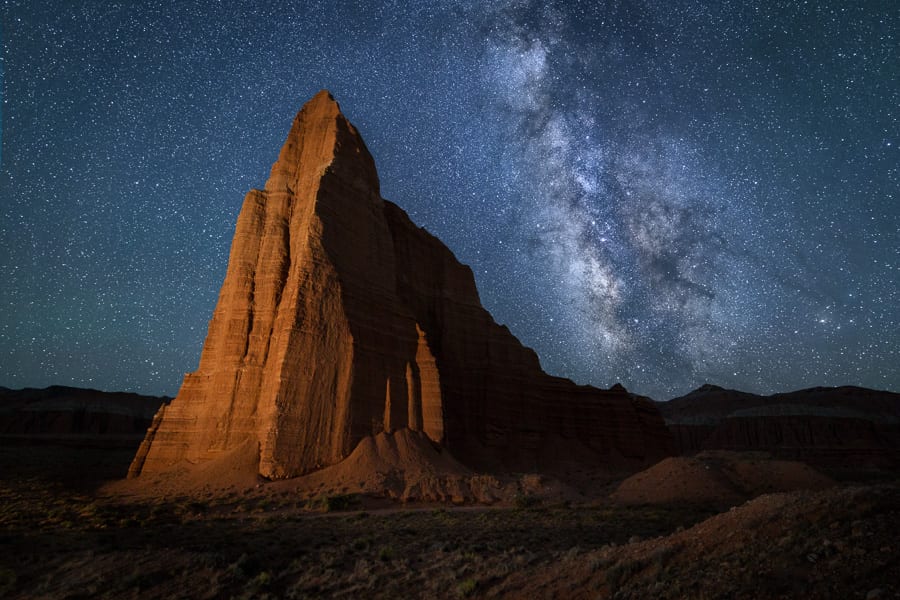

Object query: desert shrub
[230,553,261,579]
[311,494,358,512]
[651,543,682,569]
[514,493,541,509]
[117,517,139,528]
[197,552,227,569]
[248,571,271,590]
[605,558,648,592]
[352,536,372,551]
[457,577,477,597]
[587,554,613,573]
[377,545,394,562]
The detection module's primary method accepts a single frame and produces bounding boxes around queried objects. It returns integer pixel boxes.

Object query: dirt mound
[333,428,471,477]
[274,429,508,503]
[112,427,508,502]
[492,484,900,599]
[612,452,834,507]
[611,456,746,507]
[108,428,582,505]
[105,439,263,498]
[724,453,834,495]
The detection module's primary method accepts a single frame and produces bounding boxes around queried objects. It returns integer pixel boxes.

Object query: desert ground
[1,443,898,599]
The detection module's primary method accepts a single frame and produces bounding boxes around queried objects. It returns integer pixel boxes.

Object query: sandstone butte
[128,90,674,481]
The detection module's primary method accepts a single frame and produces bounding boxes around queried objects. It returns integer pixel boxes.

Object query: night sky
[1,1,897,400]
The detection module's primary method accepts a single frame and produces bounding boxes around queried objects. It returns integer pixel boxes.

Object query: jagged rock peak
[264,89,380,196]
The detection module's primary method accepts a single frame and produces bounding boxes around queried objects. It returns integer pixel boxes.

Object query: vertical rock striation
[129,90,673,480]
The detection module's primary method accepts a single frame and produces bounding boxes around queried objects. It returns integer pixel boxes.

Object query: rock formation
[0,385,170,439]
[0,385,168,448]
[129,90,673,480]
[658,385,900,469]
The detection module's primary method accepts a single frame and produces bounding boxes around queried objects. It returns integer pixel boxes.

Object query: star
[0,0,896,399]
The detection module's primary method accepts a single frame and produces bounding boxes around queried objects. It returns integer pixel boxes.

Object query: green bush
[352,538,368,551]
[457,578,477,597]
[605,558,647,592]
[514,493,541,509]
[230,553,261,579]
[377,545,394,562]
[312,494,358,512]
[249,571,271,589]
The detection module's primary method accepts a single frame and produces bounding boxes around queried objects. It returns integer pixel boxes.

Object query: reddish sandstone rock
[129,91,673,481]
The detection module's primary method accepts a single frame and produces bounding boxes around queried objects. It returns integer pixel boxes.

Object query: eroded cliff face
[129,91,673,480]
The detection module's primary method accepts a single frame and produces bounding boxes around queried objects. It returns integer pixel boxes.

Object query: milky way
[1,1,897,399]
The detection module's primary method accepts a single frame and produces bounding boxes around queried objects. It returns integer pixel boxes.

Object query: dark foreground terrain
[1,446,898,599]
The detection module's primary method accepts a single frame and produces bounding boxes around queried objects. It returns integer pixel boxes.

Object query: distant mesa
[658,385,900,469]
[127,90,673,482]
[0,385,169,448]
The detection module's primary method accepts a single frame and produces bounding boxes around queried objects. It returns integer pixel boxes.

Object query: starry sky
[1,1,897,400]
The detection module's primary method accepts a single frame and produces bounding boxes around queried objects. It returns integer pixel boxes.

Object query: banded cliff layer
[129,91,672,480]
[0,385,167,445]
[659,384,900,469]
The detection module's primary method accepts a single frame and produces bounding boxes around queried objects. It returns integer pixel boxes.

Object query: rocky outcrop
[129,91,673,480]
[659,385,900,468]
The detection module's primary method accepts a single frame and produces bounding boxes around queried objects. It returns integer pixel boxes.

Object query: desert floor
[1,445,897,599]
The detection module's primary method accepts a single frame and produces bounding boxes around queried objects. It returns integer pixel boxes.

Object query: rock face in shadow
[0,385,168,448]
[659,385,900,469]
[129,91,673,480]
